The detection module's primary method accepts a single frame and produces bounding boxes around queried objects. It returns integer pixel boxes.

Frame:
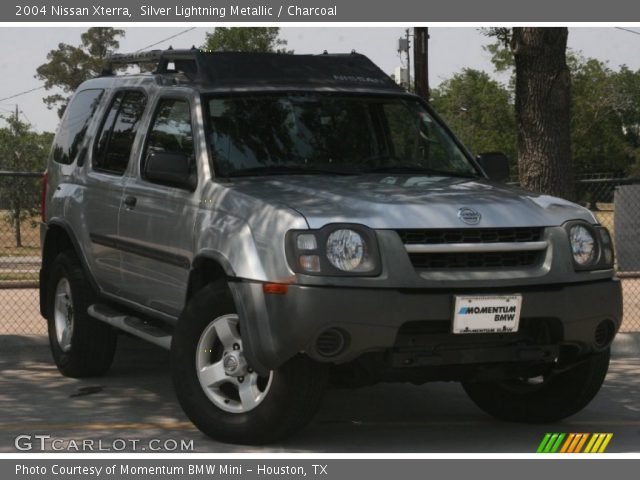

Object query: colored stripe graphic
[537,433,565,453]
[560,433,575,453]
[584,434,599,453]
[536,433,552,453]
[538,433,613,453]
[597,434,613,453]
[574,433,589,453]
[585,433,614,453]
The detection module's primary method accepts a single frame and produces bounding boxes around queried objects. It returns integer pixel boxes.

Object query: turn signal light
[262,283,289,295]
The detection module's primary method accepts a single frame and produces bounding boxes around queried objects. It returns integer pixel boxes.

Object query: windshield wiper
[226,165,356,177]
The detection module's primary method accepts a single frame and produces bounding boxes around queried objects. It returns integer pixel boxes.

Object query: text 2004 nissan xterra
[39,50,622,444]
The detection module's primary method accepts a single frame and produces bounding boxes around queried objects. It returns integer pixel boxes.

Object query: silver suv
[40,49,622,444]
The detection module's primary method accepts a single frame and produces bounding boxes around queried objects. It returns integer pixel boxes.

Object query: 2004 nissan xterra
[39,49,622,444]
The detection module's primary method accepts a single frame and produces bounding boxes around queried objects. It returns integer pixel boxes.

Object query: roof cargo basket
[102,47,205,82]
[100,48,403,92]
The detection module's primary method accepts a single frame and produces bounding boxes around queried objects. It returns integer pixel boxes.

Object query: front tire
[462,348,610,423]
[46,251,117,377]
[171,282,327,444]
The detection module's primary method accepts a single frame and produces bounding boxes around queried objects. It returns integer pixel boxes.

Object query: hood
[224,174,596,229]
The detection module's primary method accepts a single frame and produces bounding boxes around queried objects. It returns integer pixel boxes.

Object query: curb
[611,332,640,358]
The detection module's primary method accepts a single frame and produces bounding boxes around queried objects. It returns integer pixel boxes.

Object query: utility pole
[397,30,412,90]
[414,28,429,101]
[405,28,411,91]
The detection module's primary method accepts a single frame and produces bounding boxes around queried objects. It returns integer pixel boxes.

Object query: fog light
[594,320,615,349]
[316,328,349,357]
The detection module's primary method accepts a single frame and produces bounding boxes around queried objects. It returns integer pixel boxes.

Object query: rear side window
[93,90,146,175]
[51,89,104,165]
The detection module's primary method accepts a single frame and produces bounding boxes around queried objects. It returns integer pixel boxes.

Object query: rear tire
[46,251,117,377]
[462,348,610,423]
[171,281,327,444]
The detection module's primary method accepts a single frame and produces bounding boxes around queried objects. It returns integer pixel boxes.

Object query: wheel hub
[222,351,247,376]
[195,314,273,414]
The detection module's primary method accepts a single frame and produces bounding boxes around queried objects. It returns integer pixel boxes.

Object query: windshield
[204,93,479,178]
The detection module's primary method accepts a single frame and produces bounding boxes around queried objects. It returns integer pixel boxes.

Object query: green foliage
[0,116,52,247]
[35,28,125,117]
[202,27,291,53]
[570,55,627,174]
[430,69,517,172]
[482,28,515,73]
[480,28,640,177]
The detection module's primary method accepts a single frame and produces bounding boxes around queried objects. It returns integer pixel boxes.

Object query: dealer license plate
[452,295,522,334]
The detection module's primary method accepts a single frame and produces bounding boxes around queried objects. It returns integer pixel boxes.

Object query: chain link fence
[0,171,44,335]
[1,171,639,336]
[574,174,640,332]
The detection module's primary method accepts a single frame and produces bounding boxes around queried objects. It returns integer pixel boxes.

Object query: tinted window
[94,91,146,175]
[51,89,104,165]
[143,98,195,177]
[205,94,477,178]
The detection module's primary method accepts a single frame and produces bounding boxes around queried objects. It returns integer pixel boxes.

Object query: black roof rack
[101,48,404,92]
[102,47,205,81]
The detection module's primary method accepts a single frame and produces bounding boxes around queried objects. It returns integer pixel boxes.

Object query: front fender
[194,201,308,282]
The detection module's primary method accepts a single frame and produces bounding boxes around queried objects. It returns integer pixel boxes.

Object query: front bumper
[230,278,623,374]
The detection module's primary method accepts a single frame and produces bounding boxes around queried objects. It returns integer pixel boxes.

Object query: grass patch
[0,212,40,256]
[0,271,39,282]
[0,245,40,257]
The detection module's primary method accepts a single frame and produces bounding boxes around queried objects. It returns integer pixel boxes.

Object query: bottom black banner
[2,459,639,480]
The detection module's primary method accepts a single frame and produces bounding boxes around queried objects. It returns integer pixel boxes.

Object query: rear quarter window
[51,89,104,165]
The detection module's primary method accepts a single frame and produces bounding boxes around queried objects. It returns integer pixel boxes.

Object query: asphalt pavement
[1,335,639,453]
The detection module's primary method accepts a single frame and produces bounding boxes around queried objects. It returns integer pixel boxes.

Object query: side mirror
[476,152,511,182]
[144,152,196,191]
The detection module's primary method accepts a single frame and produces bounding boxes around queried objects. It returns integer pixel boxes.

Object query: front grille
[397,227,544,245]
[409,250,542,269]
[396,227,546,269]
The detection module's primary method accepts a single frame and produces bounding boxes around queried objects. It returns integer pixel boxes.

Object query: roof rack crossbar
[101,48,204,82]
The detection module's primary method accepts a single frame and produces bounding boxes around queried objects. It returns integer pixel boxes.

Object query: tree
[570,56,630,175]
[431,69,517,171]
[0,115,52,247]
[485,28,574,199]
[485,30,640,178]
[513,28,574,199]
[202,27,290,53]
[35,28,125,117]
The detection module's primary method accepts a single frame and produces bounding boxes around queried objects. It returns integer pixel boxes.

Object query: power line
[615,27,640,36]
[135,27,197,52]
[0,28,200,103]
[0,27,201,129]
[0,86,45,103]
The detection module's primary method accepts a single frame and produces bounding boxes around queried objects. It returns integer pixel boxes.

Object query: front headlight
[326,229,371,272]
[569,224,596,266]
[286,224,381,276]
[564,221,614,270]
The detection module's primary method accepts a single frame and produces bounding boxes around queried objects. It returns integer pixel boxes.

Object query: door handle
[124,195,137,208]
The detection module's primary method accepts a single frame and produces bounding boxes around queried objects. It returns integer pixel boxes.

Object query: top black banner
[5,0,640,22]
